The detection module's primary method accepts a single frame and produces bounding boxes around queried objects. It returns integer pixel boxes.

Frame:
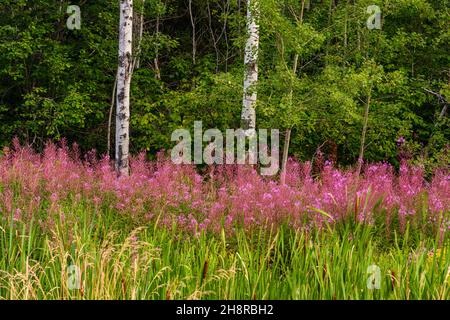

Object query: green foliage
[0,0,447,168]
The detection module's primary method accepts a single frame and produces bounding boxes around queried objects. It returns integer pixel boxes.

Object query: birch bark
[116,0,133,176]
[241,0,259,136]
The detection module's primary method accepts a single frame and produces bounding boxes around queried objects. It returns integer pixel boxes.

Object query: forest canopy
[0,0,448,170]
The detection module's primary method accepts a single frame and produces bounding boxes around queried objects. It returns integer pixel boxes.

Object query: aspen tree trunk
[116,0,133,176]
[107,70,118,157]
[280,54,298,185]
[241,0,259,136]
[154,12,161,80]
[109,0,143,159]
[356,87,372,177]
[188,0,196,66]
[344,0,348,48]
[133,0,145,71]
[280,0,305,184]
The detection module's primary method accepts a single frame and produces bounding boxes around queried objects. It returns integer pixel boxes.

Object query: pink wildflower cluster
[0,140,448,234]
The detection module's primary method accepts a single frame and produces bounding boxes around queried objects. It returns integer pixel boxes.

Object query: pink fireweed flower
[13,208,21,221]
[263,193,273,201]
[1,141,447,235]
[50,193,58,203]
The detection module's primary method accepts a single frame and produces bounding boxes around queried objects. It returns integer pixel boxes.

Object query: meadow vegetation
[0,142,448,299]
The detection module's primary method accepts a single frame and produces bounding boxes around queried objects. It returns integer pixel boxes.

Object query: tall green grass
[0,201,448,300]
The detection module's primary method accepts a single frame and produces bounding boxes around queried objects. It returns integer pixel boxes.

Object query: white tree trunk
[356,88,372,177]
[280,55,298,185]
[116,0,133,176]
[241,0,259,136]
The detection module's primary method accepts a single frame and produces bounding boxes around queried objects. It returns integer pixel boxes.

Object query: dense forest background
[0,0,448,170]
